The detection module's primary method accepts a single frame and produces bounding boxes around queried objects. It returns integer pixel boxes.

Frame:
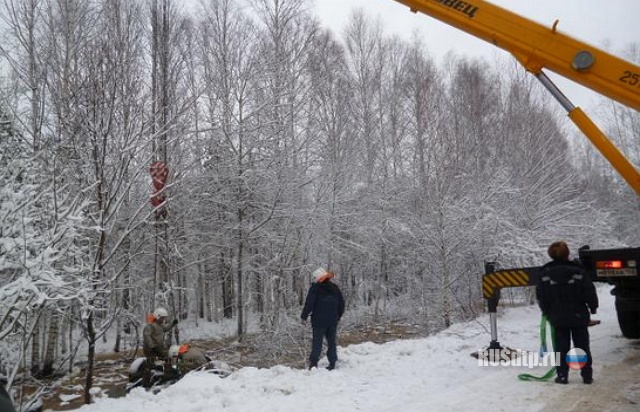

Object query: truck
[579,247,640,338]
[388,0,640,338]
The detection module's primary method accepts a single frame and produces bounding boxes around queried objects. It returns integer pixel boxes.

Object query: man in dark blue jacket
[301,269,345,370]
[536,241,599,385]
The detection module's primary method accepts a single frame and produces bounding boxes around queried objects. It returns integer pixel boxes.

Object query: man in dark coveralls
[537,241,599,384]
[301,268,345,370]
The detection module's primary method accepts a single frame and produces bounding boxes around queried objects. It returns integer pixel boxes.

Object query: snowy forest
[0,0,638,406]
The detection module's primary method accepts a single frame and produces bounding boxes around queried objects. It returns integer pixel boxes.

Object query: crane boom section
[393,0,640,111]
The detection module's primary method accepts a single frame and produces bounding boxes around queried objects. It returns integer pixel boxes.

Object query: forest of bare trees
[0,0,638,405]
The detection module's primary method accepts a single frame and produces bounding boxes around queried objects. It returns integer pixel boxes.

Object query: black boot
[554,376,568,384]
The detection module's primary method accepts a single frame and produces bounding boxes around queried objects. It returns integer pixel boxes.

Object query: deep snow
[65,284,637,412]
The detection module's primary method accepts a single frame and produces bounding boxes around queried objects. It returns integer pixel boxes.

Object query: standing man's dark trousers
[309,323,338,369]
[142,349,172,387]
[142,355,157,388]
[554,326,592,380]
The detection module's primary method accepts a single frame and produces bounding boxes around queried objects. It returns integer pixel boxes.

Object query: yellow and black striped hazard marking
[482,269,533,299]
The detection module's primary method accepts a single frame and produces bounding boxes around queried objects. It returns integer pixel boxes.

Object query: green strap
[517,315,556,382]
[540,315,547,355]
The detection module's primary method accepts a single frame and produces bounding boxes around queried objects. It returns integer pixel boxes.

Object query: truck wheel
[616,310,640,339]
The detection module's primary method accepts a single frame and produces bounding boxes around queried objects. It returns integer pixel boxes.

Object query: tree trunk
[441,253,452,328]
[198,265,205,319]
[205,271,213,322]
[222,253,233,319]
[114,318,122,353]
[236,237,245,338]
[256,266,264,326]
[30,322,41,376]
[68,314,75,373]
[60,316,67,356]
[42,313,59,377]
[84,312,95,405]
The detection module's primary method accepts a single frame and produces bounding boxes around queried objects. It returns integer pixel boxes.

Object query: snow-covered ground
[71,284,640,412]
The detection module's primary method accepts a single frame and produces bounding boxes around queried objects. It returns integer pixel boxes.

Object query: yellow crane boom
[392,0,640,194]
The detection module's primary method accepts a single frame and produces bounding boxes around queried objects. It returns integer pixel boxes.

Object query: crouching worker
[169,344,208,373]
[142,307,178,387]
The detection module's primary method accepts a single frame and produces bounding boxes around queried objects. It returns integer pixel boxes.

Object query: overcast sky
[313,0,640,113]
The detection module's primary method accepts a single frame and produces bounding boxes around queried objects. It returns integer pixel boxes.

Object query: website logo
[566,348,588,370]
[477,349,560,368]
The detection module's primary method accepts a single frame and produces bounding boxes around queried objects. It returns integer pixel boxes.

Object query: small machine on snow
[126,344,233,392]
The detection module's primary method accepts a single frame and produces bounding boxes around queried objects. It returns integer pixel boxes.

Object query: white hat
[312,267,334,282]
[312,267,327,281]
[153,307,168,319]
[168,345,181,358]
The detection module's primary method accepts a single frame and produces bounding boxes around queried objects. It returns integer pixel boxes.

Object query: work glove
[172,319,179,326]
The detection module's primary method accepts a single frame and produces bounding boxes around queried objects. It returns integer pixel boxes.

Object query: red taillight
[596,260,623,269]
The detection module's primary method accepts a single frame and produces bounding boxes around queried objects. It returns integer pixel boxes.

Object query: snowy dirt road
[539,336,640,412]
[537,285,640,412]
